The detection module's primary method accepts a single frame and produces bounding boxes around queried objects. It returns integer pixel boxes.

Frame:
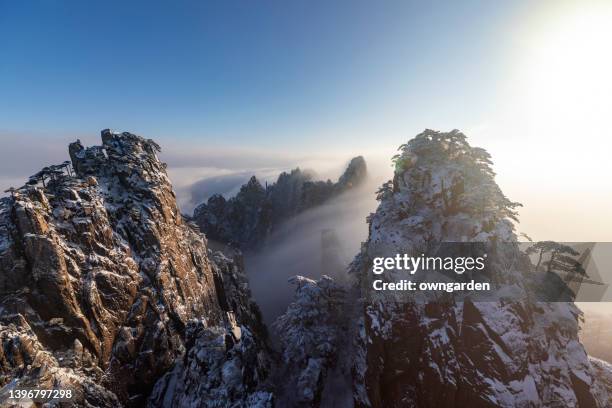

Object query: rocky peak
[3,128,608,407]
[236,176,267,207]
[349,129,609,407]
[193,156,368,249]
[0,130,272,407]
[273,129,611,407]
[338,155,367,189]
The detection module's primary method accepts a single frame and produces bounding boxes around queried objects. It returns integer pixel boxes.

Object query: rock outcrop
[0,131,271,407]
[590,357,612,403]
[274,129,612,407]
[192,156,367,249]
[348,129,610,407]
[273,275,348,406]
[2,128,610,408]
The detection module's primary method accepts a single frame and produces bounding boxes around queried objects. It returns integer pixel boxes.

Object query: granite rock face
[0,131,271,407]
[192,156,367,249]
[349,130,610,407]
[2,128,611,408]
[273,129,612,407]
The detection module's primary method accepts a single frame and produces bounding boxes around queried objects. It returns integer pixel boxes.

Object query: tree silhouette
[526,241,583,274]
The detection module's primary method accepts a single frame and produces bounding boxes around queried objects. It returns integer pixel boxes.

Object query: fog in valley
[174,153,612,358]
[1,132,611,362]
[244,179,381,326]
[175,154,390,326]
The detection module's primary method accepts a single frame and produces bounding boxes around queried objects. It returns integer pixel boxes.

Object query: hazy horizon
[2,0,611,241]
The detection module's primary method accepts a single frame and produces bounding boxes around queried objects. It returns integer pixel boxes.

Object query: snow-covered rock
[350,129,608,407]
[0,130,271,407]
[2,128,608,408]
[274,275,347,406]
[147,322,273,408]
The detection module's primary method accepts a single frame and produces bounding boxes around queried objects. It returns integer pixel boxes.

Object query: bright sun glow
[475,2,612,243]
[521,3,612,136]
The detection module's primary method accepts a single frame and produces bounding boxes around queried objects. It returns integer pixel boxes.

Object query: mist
[164,150,391,326]
[7,129,610,348]
[161,144,388,214]
[243,166,389,326]
[166,151,393,327]
[170,168,284,214]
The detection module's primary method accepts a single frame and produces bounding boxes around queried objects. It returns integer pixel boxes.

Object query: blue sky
[2,0,611,240]
[0,0,522,149]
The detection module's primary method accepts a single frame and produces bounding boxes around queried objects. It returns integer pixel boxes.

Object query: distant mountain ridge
[192,156,367,249]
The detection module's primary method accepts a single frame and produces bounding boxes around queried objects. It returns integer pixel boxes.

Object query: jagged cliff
[192,156,367,249]
[2,128,611,408]
[0,131,272,407]
[349,130,610,407]
[275,129,612,407]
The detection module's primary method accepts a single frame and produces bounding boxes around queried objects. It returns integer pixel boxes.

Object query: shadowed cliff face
[192,156,367,250]
[0,131,272,407]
